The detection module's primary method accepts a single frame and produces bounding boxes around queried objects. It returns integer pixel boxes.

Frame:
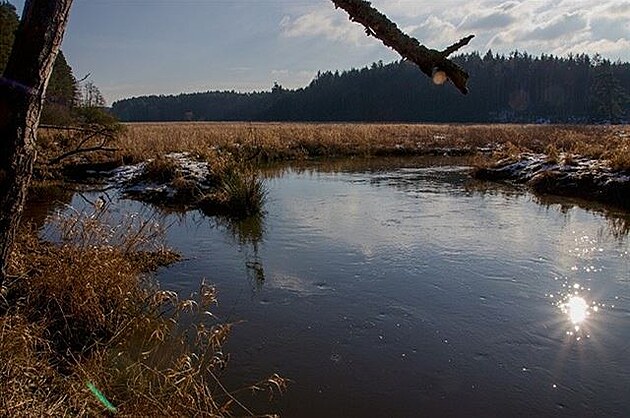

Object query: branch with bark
[42,124,119,165]
[331,0,474,94]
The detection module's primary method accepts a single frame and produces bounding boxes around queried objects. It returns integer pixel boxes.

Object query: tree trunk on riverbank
[331,0,474,94]
[0,0,73,285]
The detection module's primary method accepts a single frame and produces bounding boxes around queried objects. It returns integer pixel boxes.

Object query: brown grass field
[109,122,629,168]
[36,122,630,173]
[2,209,285,416]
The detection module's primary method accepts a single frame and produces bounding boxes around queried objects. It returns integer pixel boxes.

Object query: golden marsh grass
[110,122,630,167]
[2,208,284,416]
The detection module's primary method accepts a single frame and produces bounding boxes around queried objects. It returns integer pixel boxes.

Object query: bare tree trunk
[331,0,474,94]
[0,0,73,284]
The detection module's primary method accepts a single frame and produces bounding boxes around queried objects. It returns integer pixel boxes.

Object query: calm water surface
[41,159,630,417]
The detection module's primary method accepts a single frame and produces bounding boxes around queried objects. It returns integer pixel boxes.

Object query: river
[33,157,630,417]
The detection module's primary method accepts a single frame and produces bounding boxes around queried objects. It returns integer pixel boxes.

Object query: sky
[11,0,630,104]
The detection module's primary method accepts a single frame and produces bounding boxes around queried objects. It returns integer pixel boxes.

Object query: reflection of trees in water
[212,212,267,289]
[122,193,268,288]
[605,216,630,240]
[534,193,630,241]
[24,182,76,228]
[468,179,630,240]
[213,212,264,248]
[260,156,477,179]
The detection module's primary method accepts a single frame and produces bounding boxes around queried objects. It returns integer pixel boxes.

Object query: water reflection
[261,155,478,179]
[545,226,622,343]
[563,295,589,326]
[23,181,76,227]
[212,213,267,290]
[212,213,265,248]
[469,179,630,240]
[535,194,630,241]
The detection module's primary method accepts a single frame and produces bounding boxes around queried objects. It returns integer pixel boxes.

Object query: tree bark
[0,0,73,284]
[331,0,474,94]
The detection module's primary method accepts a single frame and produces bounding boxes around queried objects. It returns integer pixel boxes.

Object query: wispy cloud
[525,12,588,40]
[280,8,369,46]
[459,10,516,30]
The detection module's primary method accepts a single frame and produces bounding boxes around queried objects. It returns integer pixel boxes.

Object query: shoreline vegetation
[36,122,629,165]
[38,122,629,209]
[1,207,285,416]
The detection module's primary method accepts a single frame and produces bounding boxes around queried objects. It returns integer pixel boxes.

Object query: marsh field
[7,122,630,416]
[112,122,630,165]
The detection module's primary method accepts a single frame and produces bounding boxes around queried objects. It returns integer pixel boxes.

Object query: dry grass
[128,152,268,218]
[1,206,284,416]
[36,122,630,178]
[137,155,180,184]
[102,122,629,167]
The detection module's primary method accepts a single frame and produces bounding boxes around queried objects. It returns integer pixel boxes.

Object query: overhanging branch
[331,0,474,94]
[43,125,118,165]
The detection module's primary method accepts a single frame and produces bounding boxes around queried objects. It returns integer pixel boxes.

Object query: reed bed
[107,122,630,167]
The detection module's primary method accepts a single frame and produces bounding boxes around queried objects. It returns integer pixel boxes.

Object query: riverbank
[38,122,628,167]
[472,153,630,210]
[6,122,629,415]
[37,122,629,212]
[1,206,284,416]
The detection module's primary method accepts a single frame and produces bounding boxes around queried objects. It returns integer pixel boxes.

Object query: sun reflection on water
[549,231,610,339]
[550,281,605,340]
[563,295,588,326]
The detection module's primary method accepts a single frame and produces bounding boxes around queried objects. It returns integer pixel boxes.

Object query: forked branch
[43,125,119,165]
[331,0,474,94]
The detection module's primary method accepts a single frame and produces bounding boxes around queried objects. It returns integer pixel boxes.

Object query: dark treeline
[113,51,630,124]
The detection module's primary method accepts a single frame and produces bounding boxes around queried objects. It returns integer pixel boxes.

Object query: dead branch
[441,35,475,57]
[331,0,474,94]
[49,145,119,165]
[47,125,118,165]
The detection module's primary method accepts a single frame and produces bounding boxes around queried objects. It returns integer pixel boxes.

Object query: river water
[35,158,630,417]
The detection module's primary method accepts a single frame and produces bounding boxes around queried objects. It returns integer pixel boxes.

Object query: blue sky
[11,0,630,104]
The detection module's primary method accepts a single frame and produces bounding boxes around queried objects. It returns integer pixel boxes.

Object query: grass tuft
[201,165,267,218]
[1,207,283,416]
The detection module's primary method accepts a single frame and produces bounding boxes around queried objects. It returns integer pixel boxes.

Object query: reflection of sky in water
[48,162,630,417]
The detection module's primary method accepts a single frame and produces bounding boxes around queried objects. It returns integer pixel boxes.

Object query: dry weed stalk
[1,206,284,416]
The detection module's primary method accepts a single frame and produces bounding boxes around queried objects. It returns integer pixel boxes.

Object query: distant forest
[113,52,630,124]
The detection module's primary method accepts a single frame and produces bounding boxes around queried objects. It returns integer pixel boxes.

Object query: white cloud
[525,11,588,40]
[271,69,289,77]
[408,16,460,48]
[459,10,516,30]
[280,8,370,46]
[277,0,629,63]
[554,38,630,59]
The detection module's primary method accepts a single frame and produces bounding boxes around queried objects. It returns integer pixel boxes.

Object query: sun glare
[565,296,588,325]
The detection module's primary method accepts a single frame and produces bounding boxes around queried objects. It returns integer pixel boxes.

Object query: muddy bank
[472,153,630,210]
